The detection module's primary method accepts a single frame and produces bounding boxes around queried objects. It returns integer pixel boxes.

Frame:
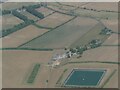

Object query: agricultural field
[2,50,53,88]
[35,12,73,28]
[70,23,107,48]
[2,14,23,30]
[1,2,119,89]
[47,3,76,13]
[36,7,54,17]
[74,8,118,20]
[83,2,118,12]
[20,17,98,49]
[2,25,49,48]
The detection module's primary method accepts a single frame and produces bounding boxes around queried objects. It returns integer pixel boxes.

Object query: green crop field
[20,17,98,49]
[27,64,40,84]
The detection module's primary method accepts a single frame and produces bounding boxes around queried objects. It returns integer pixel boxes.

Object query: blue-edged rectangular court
[64,69,106,87]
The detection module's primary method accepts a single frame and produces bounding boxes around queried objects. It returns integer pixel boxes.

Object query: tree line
[12,10,28,21]
[26,7,44,19]
[2,10,11,15]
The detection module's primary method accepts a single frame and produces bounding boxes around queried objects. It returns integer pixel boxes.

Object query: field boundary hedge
[1,48,53,51]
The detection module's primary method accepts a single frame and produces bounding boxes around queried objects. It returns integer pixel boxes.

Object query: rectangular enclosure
[64,69,106,87]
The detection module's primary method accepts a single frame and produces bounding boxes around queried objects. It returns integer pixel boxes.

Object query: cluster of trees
[26,4,41,9]
[82,7,100,12]
[70,46,87,55]
[2,10,11,15]
[88,39,102,48]
[26,7,44,19]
